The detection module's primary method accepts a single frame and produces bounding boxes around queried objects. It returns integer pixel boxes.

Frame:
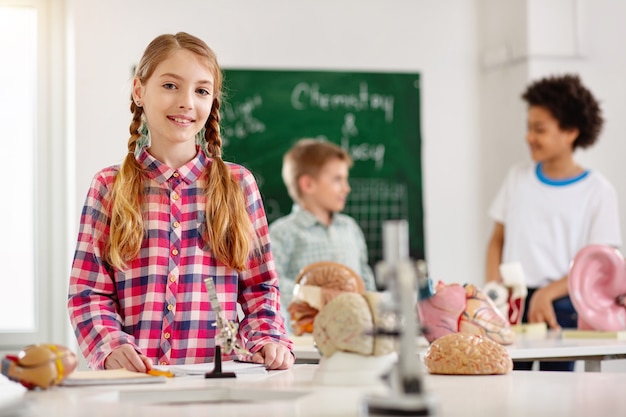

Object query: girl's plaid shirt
[68,148,292,369]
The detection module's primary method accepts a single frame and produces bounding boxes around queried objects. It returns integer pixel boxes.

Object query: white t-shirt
[489,161,622,288]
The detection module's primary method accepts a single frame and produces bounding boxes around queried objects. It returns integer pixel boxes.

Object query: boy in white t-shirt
[485,74,622,371]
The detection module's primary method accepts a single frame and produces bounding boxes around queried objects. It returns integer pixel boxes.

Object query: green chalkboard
[220,69,423,268]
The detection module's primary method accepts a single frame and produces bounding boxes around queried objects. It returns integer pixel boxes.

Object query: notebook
[61,368,167,386]
[561,329,626,340]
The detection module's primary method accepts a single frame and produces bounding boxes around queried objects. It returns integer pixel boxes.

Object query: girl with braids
[485,74,621,371]
[68,32,293,372]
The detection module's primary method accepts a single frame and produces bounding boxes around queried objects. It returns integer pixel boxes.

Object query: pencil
[147,369,175,378]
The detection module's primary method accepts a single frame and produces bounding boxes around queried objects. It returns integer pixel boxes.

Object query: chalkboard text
[290,82,395,122]
[221,94,266,141]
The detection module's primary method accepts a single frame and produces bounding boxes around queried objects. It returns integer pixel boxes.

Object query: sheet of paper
[155,361,267,376]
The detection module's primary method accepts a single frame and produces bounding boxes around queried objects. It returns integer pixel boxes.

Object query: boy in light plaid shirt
[269,139,376,333]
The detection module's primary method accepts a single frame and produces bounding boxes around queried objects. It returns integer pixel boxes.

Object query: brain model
[288,262,366,335]
[313,292,396,357]
[418,281,515,345]
[424,333,513,375]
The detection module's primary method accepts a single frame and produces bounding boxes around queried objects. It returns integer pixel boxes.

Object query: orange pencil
[147,369,175,378]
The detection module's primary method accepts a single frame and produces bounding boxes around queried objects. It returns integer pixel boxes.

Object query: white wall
[68,0,482,285]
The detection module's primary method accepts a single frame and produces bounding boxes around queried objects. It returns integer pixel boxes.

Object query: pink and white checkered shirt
[68,147,292,369]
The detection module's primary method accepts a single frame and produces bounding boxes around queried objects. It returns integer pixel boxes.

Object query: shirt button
[172,192,179,200]
[169,274,177,283]
[164,332,170,339]
[173,221,180,228]
[160,361,167,366]
[167,304,174,311]
[173,172,179,178]
[172,249,179,256]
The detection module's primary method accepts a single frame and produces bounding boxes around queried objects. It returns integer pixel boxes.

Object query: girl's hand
[251,343,294,370]
[527,287,560,330]
[104,344,153,372]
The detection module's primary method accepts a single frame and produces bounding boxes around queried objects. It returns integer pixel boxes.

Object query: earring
[134,118,150,158]
[135,100,142,107]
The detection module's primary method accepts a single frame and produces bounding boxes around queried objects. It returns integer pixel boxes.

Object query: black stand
[205,345,236,379]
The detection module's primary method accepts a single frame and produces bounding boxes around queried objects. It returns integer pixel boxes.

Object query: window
[0,0,69,349]
[0,6,37,333]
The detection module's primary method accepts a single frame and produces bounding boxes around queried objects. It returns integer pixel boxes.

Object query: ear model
[569,245,626,331]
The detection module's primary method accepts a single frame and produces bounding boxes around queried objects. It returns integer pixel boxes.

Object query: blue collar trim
[535,162,589,186]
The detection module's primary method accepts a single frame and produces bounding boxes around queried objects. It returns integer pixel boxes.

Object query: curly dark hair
[522,74,603,149]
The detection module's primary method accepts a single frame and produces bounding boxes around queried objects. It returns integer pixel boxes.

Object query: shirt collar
[136,146,208,185]
[535,162,590,186]
[290,204,347,228]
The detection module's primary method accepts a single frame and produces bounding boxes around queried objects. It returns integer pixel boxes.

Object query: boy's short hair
[282,139,353,203]
[522,74,603,149]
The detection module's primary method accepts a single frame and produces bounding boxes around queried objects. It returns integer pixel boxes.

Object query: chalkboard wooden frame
[220,68,423,268]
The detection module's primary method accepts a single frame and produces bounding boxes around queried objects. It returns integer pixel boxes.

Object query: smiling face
[133,49,214,153]
[526,105,578,164]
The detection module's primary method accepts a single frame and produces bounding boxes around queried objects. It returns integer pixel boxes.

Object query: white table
[508,332,626,371]
[292,332,626,371]
[3,363,626,417]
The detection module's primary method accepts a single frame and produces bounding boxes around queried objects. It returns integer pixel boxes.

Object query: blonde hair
[281,139,353,204]
[106,32,254,271]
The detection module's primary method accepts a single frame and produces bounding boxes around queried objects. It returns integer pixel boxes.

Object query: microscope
[203,277,251,378]
[362,220,437,416]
